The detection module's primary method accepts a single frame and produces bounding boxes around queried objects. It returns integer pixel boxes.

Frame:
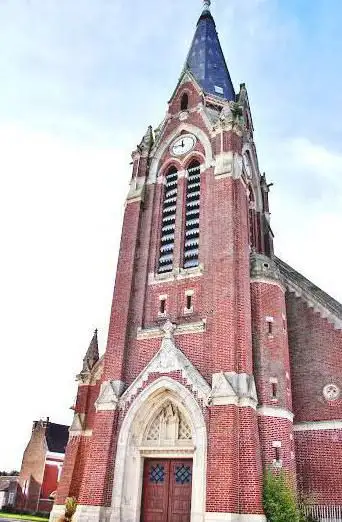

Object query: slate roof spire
[81,329,99,373]
[183,0,235,101]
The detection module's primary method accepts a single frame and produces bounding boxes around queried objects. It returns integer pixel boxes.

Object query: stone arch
[111,377,207,522]
[149,123,213,183]
[159,158,183,178]
[183,152,205,171]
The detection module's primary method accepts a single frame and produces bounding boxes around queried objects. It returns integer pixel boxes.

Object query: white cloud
[290,137,342,184]
[270,138,342,302]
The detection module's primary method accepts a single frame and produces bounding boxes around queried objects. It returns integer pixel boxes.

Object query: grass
[0,513,49,521]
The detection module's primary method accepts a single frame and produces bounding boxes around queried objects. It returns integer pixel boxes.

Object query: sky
[0,0,342,471]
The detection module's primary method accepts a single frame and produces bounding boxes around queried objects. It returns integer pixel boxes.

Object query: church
[50,2,342,521]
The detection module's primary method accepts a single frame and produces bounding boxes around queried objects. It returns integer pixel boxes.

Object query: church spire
[183,0,235,101]
[81,329,99,375]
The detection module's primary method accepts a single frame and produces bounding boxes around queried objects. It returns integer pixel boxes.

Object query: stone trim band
[257,406,294,422]
[294,419,342,431]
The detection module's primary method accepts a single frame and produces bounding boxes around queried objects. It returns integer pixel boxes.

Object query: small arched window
[181,93,189,111]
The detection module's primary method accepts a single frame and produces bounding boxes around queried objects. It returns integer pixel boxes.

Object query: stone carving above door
[120,321,212,406]
[144,401,192,446]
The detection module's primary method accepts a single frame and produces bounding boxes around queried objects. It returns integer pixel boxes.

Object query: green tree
[263,469,301,522]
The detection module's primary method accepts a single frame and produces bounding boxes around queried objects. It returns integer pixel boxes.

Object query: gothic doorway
[141,459,193,522]
[111,378,207,522]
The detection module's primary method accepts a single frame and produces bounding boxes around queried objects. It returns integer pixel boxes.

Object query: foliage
[65,497,77,521]
[304,516,318,522]
[58,497,78,522]
[263,469,301,522]
[0,506,14,513]
[298,492,319,522]
[298,505,319,522]
[0,470,19,476]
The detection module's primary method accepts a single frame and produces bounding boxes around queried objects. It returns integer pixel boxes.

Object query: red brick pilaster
[209,175,252,375]
[206,406,239,513]
[238,408,264,514]
[78,411,119,506]
[56,436,81,505]
[104,200,142,381]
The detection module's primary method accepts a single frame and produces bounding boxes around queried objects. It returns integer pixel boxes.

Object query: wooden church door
[141,459,193,522]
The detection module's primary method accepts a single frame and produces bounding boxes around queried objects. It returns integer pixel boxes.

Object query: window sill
[149,265,204,285]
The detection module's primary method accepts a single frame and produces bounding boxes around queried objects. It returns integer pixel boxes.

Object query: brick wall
[252,281,292,412]
[287,292,342,422]
[287,291,342,503]
[295,429,342,504]
[56,436,80,505]
[16,421,47,512]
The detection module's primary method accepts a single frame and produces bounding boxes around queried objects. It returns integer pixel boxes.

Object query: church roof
[45,422,69,454]
[183,1,235,101]
[0,477,18,492]
[276,257,342,329]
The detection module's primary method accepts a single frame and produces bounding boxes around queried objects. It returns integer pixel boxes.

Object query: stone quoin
[50,2,342,522]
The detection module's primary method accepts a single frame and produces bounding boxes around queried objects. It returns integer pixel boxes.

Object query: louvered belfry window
[183,162,201,269]
[158,167,178,273]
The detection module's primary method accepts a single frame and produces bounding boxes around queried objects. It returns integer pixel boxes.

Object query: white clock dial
[171,134,196,156]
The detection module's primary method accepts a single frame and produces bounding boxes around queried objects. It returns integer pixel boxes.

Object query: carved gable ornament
[145,401,192,446]
[210,372,258,408]
[70,412,85,433]
[95,380,125,412]
[120,321,211,406]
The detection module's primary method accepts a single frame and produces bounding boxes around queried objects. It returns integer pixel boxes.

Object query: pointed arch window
[183,161,201,269]
[181,93,189,111]
[158,167,178,273]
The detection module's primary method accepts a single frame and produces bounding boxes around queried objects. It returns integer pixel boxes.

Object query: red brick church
[51,2,342,521]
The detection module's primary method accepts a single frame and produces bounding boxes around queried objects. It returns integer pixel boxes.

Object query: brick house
[16,418,68,514]
[50,2,342,521]
[0,476,19,510]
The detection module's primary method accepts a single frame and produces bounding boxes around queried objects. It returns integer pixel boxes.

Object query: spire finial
[203,0,211,11]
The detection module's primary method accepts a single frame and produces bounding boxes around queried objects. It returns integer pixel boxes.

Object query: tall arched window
[183,161,201,268]
[158,167,178,273]
[181,93,189,111]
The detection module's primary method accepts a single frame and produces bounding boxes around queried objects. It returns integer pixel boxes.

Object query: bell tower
[52,2,296,522]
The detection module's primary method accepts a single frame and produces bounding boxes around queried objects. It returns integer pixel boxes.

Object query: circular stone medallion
[323,384,340,401]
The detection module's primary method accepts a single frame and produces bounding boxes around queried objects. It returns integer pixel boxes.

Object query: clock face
[171,134,196,156]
